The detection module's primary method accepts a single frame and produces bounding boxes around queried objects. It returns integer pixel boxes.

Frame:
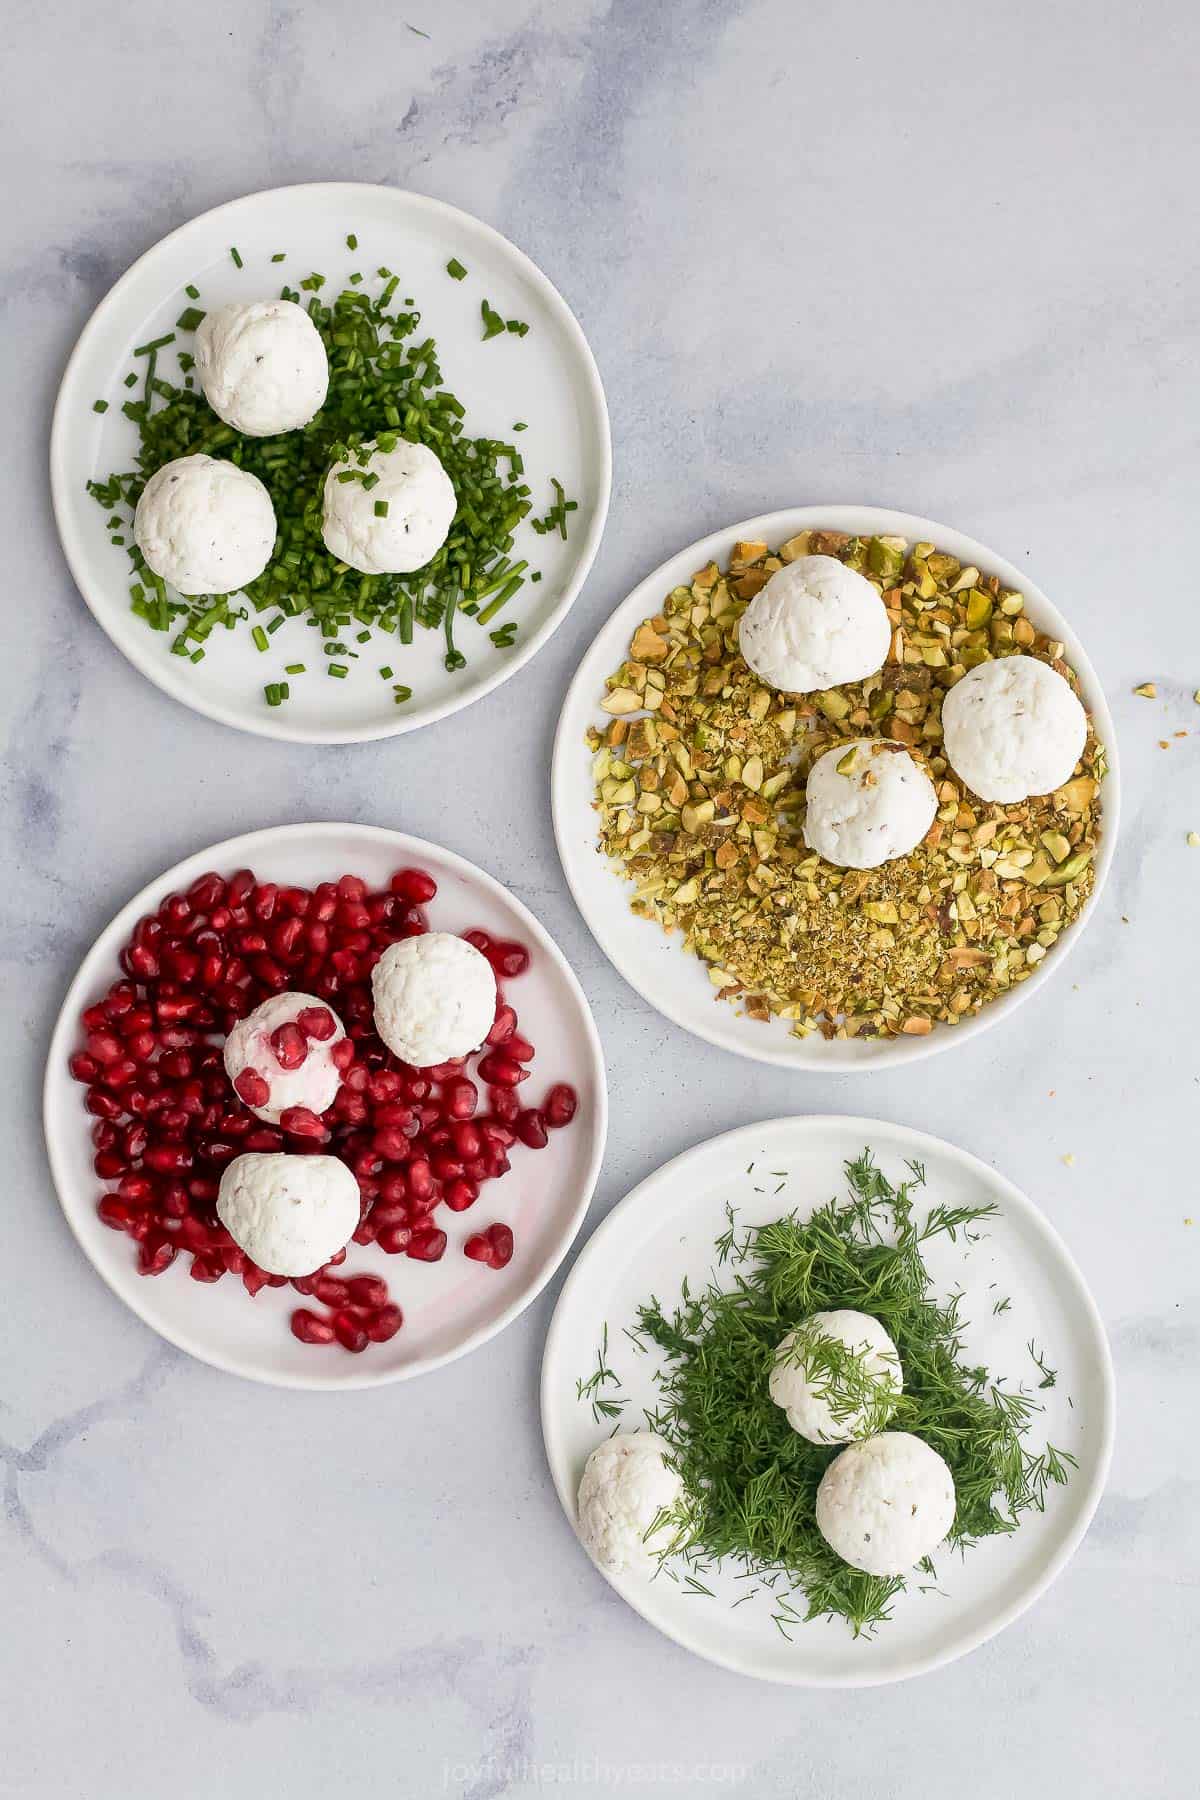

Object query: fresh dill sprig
[1027,1341,1058,1389]
[575,1323,627,1423]
[632,1150,1071,1638]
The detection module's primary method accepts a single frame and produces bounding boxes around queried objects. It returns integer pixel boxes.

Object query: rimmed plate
[44,823,607,1390]
[552,505,1119,1071]
[541,1115,1113,1687]
[51,183,611,743]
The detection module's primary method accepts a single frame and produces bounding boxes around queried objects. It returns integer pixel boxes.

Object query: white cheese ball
[223,992,346,1126]
[133,454,276,596]
[738,555,891,695]
[194,300,329,436]
[576,1432,684,1577]
[322,438,457,575]
[816,1432,956,1576]
[803,739,937,870]
[371,932,496,1068]
[769,1310,903,1444]
[216,1152,359,1277]
[941,655,1088,803]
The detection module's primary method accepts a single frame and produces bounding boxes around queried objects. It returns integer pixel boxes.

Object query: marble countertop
[3,1,1196,1793]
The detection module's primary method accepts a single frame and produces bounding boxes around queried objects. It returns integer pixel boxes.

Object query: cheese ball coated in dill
[769,1310,903,1444]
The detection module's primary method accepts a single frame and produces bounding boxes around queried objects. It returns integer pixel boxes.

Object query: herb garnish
[630,1152,1075,1637]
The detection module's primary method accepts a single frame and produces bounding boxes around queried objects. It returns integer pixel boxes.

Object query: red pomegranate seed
[442,1078,478,1120]
[443,1178,479,1212]
[406,1227,447,1262]
[486,1004,517,1046]
[279,1107,329,1141]
[366,1304,403,1342]
[234,1068,271,1109]
[187,873,227,914]
[86,1030,123,1065]
[486,1223,514,1267]
[297,1005,336,1041]
[544,1083,578,1128]
[291,1309,336,1345]
[242,1265,271,1297]
[377,1224,412,1254]
[252,882,279,921]
[506,1033,536,1064]
[189,1256,224,1283]
[490,941,530,979]
[270,1023,308,1070]
[332,1310,369,1352]
[314,1274,350,1307]
[98,1197,132,1231]
[347,1275,388,1308]
[515,1109,549,1149]
[488,1085,521,1123]
[477,1052,528,1088]
[330,1039,356,1072]
[144,1143,193,1173]
[464,929,490,953]
[390,867,437,904]
[464,1232,491,1264]
[70,1051,99,1083]
[137,1237,177,1277]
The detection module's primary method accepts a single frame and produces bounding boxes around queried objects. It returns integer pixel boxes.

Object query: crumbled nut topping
[587,531,1106,1042]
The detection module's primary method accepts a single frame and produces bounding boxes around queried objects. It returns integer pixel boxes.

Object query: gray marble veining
[2,1,1197,1793]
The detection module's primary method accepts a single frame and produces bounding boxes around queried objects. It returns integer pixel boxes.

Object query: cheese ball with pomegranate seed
[217,1152,359,1277]
[133,453,276,596]
[223,992,347,1125]
[371,932,496,1068]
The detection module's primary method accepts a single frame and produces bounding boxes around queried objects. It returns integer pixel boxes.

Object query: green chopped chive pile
[86,255,575,700]
[621,1152,1076,1638]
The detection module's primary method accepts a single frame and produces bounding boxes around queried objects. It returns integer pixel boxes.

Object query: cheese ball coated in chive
[737,555,891,695]
[194,300,329,437]
[803,740,938,870]
[133,454,276,596]
[769,1310,903,1444]
[322,438,457,575]
[941,654,1088,804]
[815,1432,956,1576]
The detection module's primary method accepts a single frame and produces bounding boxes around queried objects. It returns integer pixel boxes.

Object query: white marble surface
[3,1,1197,1793]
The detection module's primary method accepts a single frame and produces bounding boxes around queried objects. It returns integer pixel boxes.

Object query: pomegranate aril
[144,1143,193,1172]
[451,1121,482,1159]
[477,1052,528,1088]
[297,1005,336,1041]
[486,1004,518,1046]
[70,1052,99,1083]
[98,1197,132,1231]
[251,882,279,921]
[515,1109,549,1150]
[443,1178,479,1212]
[242,1265,270,1297]
[86,1030,123,1065]
[330,1039,356,1072]
[488,940,530,979]
[390,867,437,904]
[407,1227,447,1263]
[366,1304,403,1342]
[407,1158,434,1203]
[332,1310,369,1353]
[442,1078,478,1121]
[234,1068,271,1109]
[189,1256,224,1283]
[270,1023,308,1070]
[314,1274,350,1307]
[187,872,227,914]
[377,1224,412,1254]
[464,1232,492,1264]
[137,1237,177,1277]
[347,1275,388,1309]
[506,1034,536,1064]
[544,1083,578,1128]
[488,1086,521,1123]
[292,1309,336,1346]
[373,1126,413,1162]
[486,1223,514,1267]
[279,1107,329,1141]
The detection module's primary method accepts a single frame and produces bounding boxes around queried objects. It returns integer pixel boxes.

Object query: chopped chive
[251,626,269,652]
[513,421,527,431]
[379,664,394,679]
[230,246,243,268]
[264,682,282,705]
[355,628,371,643]
[373,499,389,517]
[480,299,505,341]
[399,598,413,644]
[185,283,200,299]
[393,685,413,703]
[266,614,285,634]
[327,663,348,678]
[446,257,468,281]
[123,372,138,388]
[284,662,306,675]
[190,648,205,663]
[133,332,175,357]
[505,318,529,336]
[175,306,206,331]
[346,232,358,250]
[531,570,542,582]
[93,399,109,413]
[270,251,286,263]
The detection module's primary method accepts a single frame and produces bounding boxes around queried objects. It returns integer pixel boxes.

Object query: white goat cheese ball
[577,1432,684,1577]
[194,300,329,436]
[769,1310,903,1444]
[223,992,346,1125]
[322,438,457,574]
[738,555,891,695]
[133,454,276,596]
[816,1432,956,1576]
[216,1152,359,1277]
[803,739,937,870]
[941,655,1088,803]
[371,932,496,1068]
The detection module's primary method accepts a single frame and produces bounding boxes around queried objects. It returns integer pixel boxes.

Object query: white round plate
[44,823,607,1390]
[541,1115,1113,1687]
[552,505,1119,1071]
[51,183,611,743]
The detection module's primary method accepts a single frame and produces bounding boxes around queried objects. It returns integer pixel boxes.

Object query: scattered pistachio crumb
[1061,1153,1075,1167]
[1187,832,1200,848]
[1133,682,1157,698]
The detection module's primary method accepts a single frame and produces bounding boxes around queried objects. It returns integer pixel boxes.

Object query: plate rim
[49,181,613,746]
[43,820,609,1391]
[551,503,1121,1072]
[539,1112,1116,1688]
